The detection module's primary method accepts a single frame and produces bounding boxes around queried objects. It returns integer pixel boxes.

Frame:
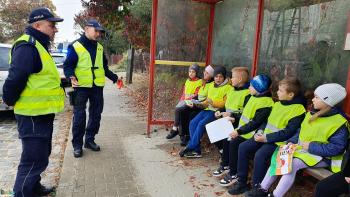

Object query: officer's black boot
[34,185,55,196]
[73,148,83,158]
[84,141,101,151]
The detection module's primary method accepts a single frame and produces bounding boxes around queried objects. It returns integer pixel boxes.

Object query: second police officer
[63,19,119,158]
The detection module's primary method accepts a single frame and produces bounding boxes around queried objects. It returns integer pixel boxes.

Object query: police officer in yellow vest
[2,7,64,197]
[63,19,118,158]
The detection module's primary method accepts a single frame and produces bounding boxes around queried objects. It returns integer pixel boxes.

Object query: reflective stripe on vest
[225,88,250,113]
[12,34,65,116]
[293,112,348,173]
[263,102,306,146]
[73,41,105,87]
[206,82,232,111]
[198,81,213,101]
[184,79,202,99]
[238,96,274,139]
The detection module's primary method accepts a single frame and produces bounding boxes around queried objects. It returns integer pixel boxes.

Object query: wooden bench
[304,168,333,180]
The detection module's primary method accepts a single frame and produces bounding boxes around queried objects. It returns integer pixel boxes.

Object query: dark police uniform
[2,7,64,197]
[63,23,118,156]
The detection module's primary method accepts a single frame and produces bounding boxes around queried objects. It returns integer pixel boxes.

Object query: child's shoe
[244,184,268,197]
[179,147,189,157]
[212,165,229,177]
[166,129,178,139]
[184,150,202,158]
[219,173,238,187]
[228,181,250,195]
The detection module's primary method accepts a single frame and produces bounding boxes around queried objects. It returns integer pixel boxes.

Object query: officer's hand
[70,76,79,87]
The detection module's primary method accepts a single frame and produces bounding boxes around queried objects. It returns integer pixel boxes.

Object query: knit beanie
[213,66,226,79]
[189,63,200,75]
[314,83,346,107]
[250,74,271,93]
[205,65,214,77]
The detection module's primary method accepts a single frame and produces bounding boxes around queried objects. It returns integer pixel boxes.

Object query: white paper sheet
[205,117,234,143]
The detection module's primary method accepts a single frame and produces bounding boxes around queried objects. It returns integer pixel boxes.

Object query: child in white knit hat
[166,65,214,146]
[254,83,349,197]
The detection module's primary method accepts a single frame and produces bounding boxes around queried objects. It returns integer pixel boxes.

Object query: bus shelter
[147,0,350,136]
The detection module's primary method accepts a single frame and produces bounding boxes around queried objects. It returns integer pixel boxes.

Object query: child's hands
[226,117,235,123]
[345,177,350,183]
[186,103,194,108]
[254,133,267,142]
[229,129,239,139]
[301,141,310,151]
[215,111,222,118]
[221,112,231,117]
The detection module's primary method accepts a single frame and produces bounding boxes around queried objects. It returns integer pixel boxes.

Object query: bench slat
[304,168,333,180]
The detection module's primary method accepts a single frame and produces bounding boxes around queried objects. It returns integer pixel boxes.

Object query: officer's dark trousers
[72,87,104,149]
[13,114,55,197]
[237,138,277,184]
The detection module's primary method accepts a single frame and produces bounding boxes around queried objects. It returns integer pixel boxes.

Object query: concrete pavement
[56,81,226,197]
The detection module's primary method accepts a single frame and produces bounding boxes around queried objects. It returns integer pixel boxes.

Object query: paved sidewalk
[57,82,226,197]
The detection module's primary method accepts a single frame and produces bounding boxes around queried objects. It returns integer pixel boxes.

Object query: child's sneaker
[212,165,229,177]
[179,147,189,157]
[166,129,178,139]
[184,151,202,158]
[244,184,269,197]
[228,181,250,195]
[219,173,238,187]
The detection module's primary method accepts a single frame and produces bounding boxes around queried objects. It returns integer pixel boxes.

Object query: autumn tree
[0,0,56,42]
[75,0,132,55]
[123,0,152,50]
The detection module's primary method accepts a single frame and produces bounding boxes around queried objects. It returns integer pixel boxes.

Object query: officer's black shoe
[34,185,55,196]
[166,129,178,139]
[73,148,83,158]
[84,141,101,151]
[228,181,250,195]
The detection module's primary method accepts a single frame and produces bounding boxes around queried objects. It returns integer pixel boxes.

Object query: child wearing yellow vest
[212,67,251,175]
[166,64,203,140]
[214,74,274,186]
[229,77,306,195]
[257,83,349,197]
[179,66,231,158]
[167,65,214,146]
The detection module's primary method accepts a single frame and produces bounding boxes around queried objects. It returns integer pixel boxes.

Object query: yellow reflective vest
[293,112,348,173]
[264,102,305,145]
[12,34,65,116]
[184,78,202,100]
[73,41,105,87]
[206,82,231,111]
[225,87,250,113]
[198,81,213,102]
[238,96,274,139]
